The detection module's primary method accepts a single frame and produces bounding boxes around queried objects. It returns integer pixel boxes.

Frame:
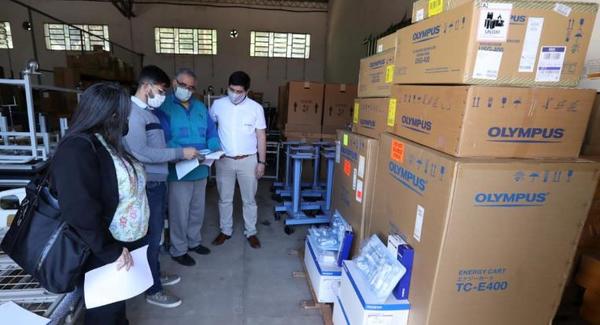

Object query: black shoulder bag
[0,165,91,294]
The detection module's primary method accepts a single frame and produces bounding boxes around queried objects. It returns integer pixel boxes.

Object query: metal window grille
[44,24,110,51]
[0,22,13,49]
[250,31,310,59]
[155,27,217,55]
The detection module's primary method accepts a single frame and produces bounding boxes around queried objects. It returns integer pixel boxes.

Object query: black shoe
[171,254,196,266]
[190,244,211,255]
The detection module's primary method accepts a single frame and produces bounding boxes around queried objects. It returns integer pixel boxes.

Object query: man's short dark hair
[138,65,171,89]
[228,71,251,91]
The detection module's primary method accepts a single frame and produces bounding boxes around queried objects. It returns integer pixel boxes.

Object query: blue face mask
[175,86,193,102]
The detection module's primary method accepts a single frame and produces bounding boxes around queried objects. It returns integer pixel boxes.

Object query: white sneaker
[160,272,181,286]
[145,290,182,308]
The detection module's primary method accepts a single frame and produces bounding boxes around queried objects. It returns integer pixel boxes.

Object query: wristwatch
[258,161,267,166]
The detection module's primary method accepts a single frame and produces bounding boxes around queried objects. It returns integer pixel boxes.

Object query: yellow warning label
[385,65,395,83]
[428,0,444,16]
[343,134,349,146]
[387,98,397,127]
[353,102,360,124]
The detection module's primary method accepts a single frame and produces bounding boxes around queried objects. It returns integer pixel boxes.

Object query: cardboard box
[280,81,324,133]
[387,85,596,158]
[376,32,398,53]
[582,289,600,325]
[369,133,600,325]
[336,261,410,325]
[358,49,396,98]
[333,130,379,257]
[322,84,357,134]
[585,94,600,147]
[352,98,393,140]
[395,0,598,87]
[412,0,471,23]
[304,237,342,303]
[576,253,600,292]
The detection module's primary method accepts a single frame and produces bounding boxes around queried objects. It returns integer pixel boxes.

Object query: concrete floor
[126,180,323,325]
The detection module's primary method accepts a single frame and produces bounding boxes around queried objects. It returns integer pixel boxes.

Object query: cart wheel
[274,211,282,221]
[284,226,295,235]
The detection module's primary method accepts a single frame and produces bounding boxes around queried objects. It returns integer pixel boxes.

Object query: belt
[224,154,252,160]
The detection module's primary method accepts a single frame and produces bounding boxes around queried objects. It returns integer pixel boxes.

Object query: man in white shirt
[210,71,267,249]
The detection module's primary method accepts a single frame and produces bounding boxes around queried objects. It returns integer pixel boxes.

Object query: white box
[333,296,348,325]
[337,260,410,325]
[304,237,342,303]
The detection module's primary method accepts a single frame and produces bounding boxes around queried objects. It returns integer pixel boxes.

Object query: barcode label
[553,3,572,17]
[519,17,544,72]
[473,49,503,80]
[535,46,566,82]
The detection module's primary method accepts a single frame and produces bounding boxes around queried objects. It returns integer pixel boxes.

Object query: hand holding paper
[84,245,152,309]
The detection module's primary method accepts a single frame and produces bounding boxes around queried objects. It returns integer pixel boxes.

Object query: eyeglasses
[228,86,245,95]
[176,80,196,91]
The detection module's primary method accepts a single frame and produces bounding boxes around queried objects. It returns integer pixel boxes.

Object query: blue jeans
[145,181,167,295]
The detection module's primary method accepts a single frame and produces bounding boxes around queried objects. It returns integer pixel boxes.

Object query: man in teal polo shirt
[156,68,220,266]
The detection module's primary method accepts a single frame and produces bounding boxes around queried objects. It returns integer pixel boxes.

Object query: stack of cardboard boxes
[332,0,600,324]
[278,81,356,142]
[575,253,600,324]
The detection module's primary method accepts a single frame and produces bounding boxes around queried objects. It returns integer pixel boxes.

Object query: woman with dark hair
[50,82,150,325]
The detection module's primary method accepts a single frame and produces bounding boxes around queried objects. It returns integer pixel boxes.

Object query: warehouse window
[250,31,310,59]
[154,27,217,55]
[0,22,13,49]
[44,24,110,51]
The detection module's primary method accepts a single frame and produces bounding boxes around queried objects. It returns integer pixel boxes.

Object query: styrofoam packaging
[337,260,410,325]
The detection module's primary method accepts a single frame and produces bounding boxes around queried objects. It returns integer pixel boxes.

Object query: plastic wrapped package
[308,213,351,252]
[355,235,406,301]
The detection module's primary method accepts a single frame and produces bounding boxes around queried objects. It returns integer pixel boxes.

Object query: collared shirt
[210,96,266,157]
[157,94,220,181]
[130,96,148,110]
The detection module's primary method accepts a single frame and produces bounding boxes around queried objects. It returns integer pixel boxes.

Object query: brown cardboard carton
[281,81,324,133]
[584,94,600,147]
[352,98,393,139]
[582,289,600,325]
[396,0,598,87]
[387,85,596,158]
[376,32,397,53]
[369,133,600,325]
[412,0,472,23]
[322,84,357,134]
[332,130,379,257]
[358,49,396,98]
[576,253,600,292]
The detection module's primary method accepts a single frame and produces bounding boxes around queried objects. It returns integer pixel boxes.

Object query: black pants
[85,300,128,325]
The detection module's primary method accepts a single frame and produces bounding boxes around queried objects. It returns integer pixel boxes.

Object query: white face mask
[228,89,246,105]
[175,86,193,102]
[147,91,166,108]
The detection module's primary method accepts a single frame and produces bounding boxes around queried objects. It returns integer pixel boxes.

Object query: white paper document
[0,301,50,325]
[175,159,200,180]
[84,245,152,309]
[204,150,224,160]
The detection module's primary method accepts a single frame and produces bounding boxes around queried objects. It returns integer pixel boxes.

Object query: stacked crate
[333,1,600,325]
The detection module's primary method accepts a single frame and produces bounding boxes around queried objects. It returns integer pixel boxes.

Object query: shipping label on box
[370,133,600,325]
[387,85,596,158]
[397,0,598,87]
[333,130,379,257]
[376,32,398,53]
[352,98,393,140]
[358,49,396,98]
